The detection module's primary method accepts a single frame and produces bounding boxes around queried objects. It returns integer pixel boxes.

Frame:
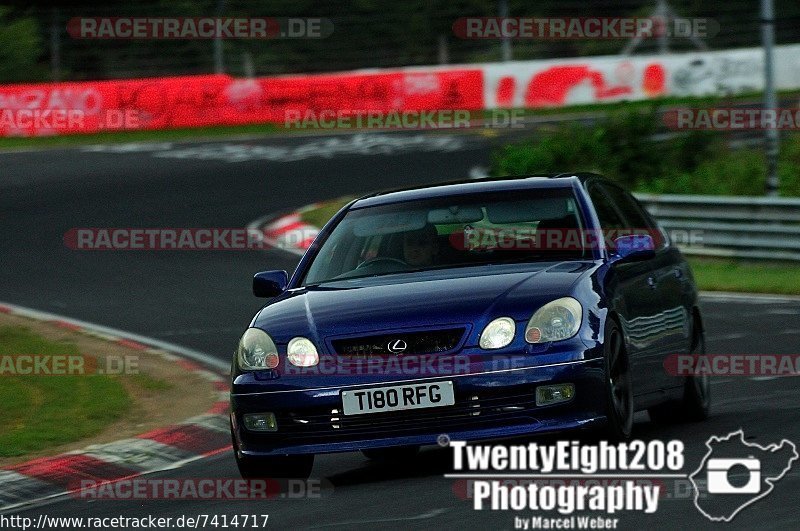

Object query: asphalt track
[2,131,800,530]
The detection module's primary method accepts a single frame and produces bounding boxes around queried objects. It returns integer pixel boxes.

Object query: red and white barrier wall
[483,45,800,108]
[1,44,799,137]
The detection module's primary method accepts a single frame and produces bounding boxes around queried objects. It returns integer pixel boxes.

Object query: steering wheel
[355,257,409,270]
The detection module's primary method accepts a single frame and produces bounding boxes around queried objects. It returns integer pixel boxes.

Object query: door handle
[647,276,657,289]
[674,268,684,279]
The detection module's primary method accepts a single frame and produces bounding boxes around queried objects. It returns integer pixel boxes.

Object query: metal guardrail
[634,193,800,262]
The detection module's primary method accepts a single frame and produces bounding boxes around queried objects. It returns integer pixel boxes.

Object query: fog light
[243,412,278,432]
[536,384,575,406]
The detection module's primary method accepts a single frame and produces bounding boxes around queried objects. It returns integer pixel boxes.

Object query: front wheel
[602,319,634,441]
[361,445,420,463]
[235,452,315,480]
[232,426,314,479]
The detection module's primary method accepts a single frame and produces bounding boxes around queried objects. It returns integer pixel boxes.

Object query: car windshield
[301,187,588,286]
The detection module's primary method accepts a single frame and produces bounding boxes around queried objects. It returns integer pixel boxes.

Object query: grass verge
[687,258,800,296]
[0,123,282,150]
[299,196,353,228]
[0,326,130,457]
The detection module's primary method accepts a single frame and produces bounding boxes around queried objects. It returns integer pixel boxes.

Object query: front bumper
[231,356,607,456]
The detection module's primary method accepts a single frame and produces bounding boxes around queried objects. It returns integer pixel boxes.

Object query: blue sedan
[230,174,709,478]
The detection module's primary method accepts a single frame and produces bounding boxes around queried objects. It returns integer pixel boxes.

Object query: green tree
[0,7,45,82]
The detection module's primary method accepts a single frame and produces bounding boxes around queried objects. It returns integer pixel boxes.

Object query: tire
[648,322,710,423]
[231,424,314,479]
[361,446,420,463]
[602,318,634,441]
[235,452,314,480]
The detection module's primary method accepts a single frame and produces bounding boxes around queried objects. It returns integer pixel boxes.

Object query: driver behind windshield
[402,225,440,267]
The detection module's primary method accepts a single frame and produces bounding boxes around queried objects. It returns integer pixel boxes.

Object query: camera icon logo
[706,457,760,494]
[690,430,798,522]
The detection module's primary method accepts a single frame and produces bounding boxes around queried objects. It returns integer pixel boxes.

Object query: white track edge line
[0,301,228,372]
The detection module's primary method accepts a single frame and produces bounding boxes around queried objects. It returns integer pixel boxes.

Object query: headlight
[525,297,582,343]
[479,317,516,349]
[287,337,319,367]
[237,328,279,370]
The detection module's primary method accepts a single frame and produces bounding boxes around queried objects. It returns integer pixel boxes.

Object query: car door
[600,184,690,391]
[630,191,693,390]
[587,182,661,396]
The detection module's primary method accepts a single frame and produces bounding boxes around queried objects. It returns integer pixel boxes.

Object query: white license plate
[341,381,455,416]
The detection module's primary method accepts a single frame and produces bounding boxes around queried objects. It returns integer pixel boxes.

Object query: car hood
[253,262,595,346]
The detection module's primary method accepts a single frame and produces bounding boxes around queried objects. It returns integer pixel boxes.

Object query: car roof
[350,173,602,209]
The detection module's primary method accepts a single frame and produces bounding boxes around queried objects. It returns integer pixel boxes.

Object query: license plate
[341,381,454,416]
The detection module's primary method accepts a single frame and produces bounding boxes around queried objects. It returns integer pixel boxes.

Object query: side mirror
[253,270,288,298]
[613,234,656,262]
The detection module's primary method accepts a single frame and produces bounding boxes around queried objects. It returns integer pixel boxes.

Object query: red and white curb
[0,302,231,513]
[247,203,324,256]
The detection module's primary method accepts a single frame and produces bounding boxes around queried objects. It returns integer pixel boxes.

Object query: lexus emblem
[387,339,408,354]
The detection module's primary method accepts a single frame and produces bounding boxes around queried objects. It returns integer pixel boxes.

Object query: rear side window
[588,182,668,252]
